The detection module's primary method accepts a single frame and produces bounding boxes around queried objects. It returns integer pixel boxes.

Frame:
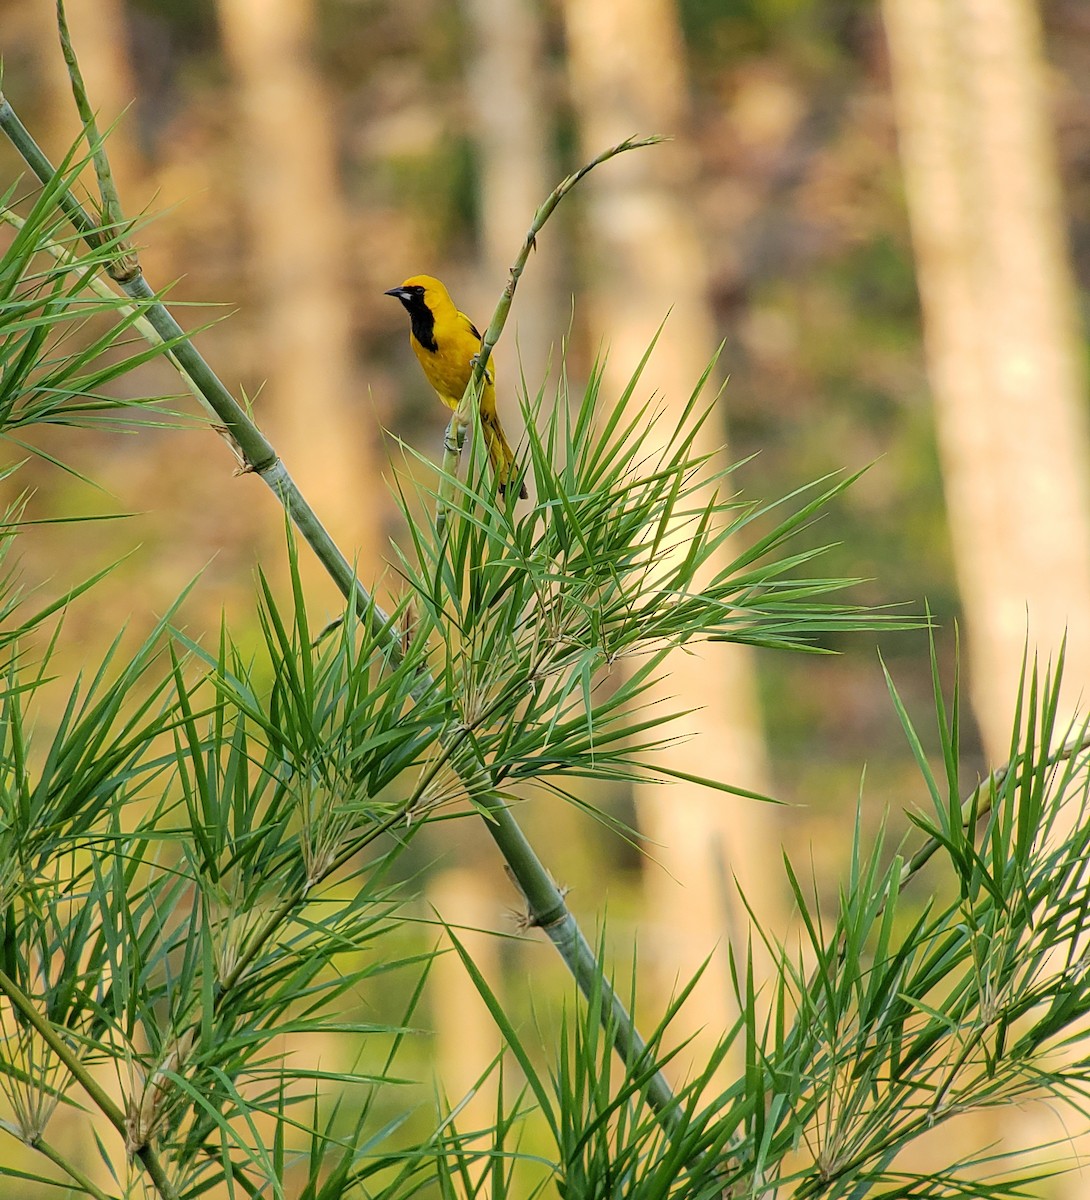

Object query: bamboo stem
[55,0,131,259]
[474,789,675,1109]
[27,1133,117,1200]
[0,94,393,641]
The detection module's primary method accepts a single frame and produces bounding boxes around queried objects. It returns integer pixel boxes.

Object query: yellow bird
[385,275,527,499]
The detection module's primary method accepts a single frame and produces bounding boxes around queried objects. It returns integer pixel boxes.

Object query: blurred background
[2,0,1090,1191]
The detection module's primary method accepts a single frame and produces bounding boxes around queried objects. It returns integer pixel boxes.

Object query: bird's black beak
[384,287,412,303]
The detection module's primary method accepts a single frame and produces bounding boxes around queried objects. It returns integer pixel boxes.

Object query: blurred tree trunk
[216,0,382,592]
[560,0,784,1062]
[882,0,1090,760]
[428,868,502,1196]
[464,0,558,395]
[883,0,1090,1188]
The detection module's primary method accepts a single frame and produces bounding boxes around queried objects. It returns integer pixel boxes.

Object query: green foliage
[0,157,181,450]
[736,647,1090,1198]
[389,344,906,814]
[441,647,1090,1200]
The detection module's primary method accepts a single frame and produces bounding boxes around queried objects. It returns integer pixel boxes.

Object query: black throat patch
[405,295,438,353]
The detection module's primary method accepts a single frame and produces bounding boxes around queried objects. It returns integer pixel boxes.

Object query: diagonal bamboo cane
[0,93,680,1133]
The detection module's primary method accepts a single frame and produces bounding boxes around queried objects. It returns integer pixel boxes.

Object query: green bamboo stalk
[435,134,666,534]
[0,93,390,636]
[28,1135,117,1200]
[0,96,681,1125]
[55,0,134,278]
[0,967,178,1200]
[473,788,666,1085]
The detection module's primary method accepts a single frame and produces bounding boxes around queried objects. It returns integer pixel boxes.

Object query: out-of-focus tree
[884,1,1090,1182]
[560,0,785,1055]
[216,0,382,592]
[427,868,502,1184]
[463,0,559,395]
[882,0,1090,761]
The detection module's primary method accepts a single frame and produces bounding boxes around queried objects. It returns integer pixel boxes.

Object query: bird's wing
[458,310,493,384]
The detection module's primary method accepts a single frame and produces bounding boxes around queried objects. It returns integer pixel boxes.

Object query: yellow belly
[411,335,479,410]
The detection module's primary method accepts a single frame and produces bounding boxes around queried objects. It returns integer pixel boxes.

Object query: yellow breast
[411,335,474,409]
[411,312,494,411]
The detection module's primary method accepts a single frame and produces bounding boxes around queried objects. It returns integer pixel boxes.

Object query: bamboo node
[106,241,142,285]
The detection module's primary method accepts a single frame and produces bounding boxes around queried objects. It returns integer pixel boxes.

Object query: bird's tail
[481,411,528,499]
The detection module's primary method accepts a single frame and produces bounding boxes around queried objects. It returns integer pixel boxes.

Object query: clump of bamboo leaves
[2,25,1090,1200]
[433,646,1090,1200]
